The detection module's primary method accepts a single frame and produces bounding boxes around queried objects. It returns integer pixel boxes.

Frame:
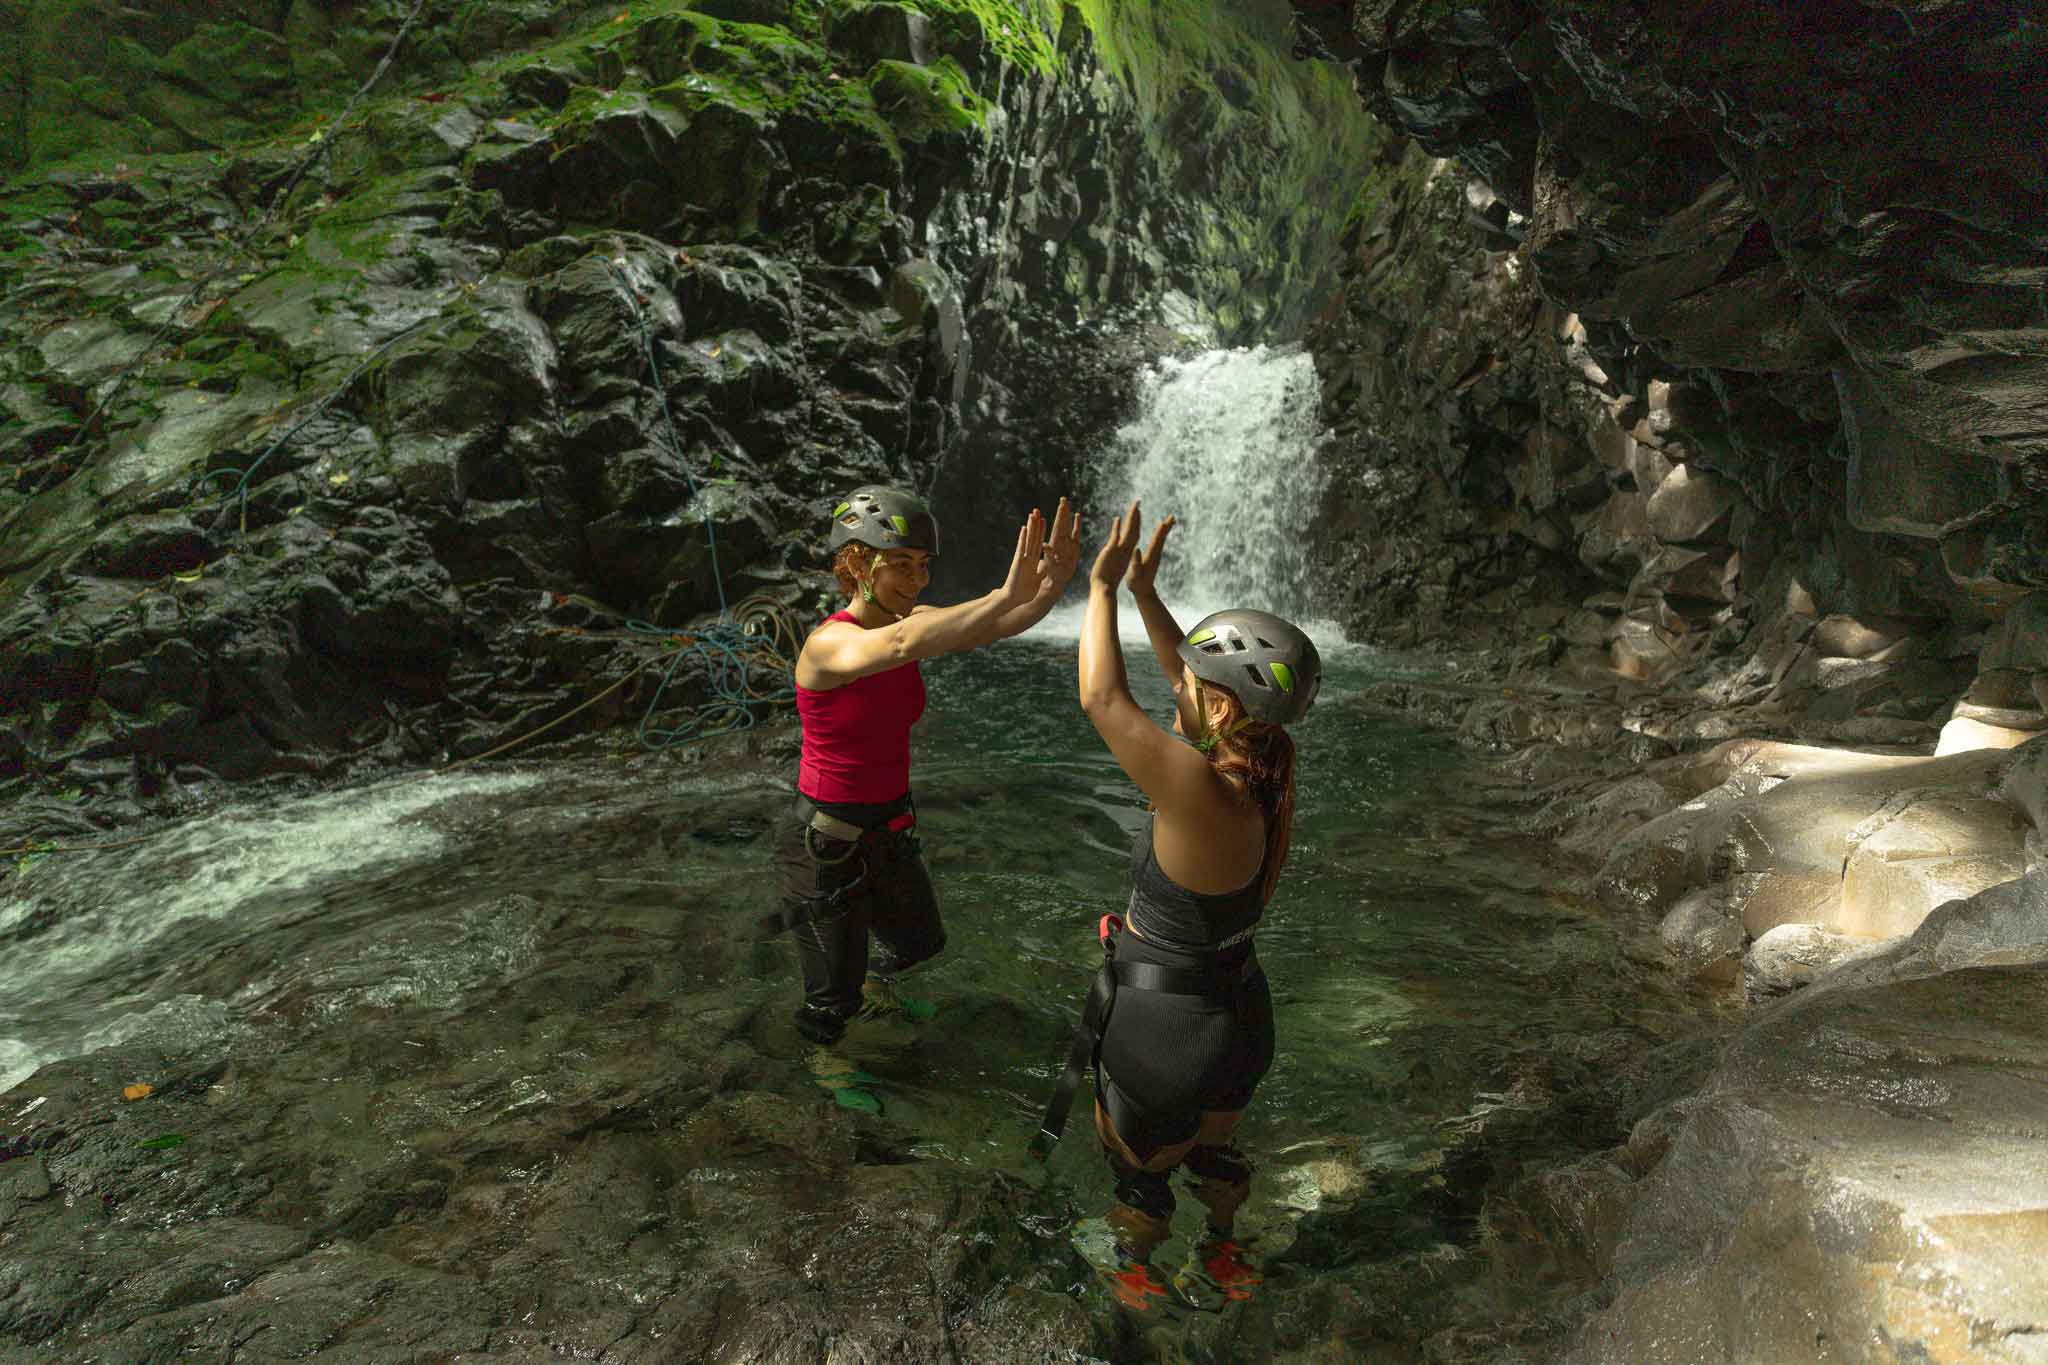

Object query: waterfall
[1037,345,1336,638]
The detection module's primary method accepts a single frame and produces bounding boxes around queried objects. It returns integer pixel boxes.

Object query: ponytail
[1206,699,1297,904]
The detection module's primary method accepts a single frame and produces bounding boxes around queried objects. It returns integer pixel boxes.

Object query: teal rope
[190,314,442,533]
[604,258,795,747]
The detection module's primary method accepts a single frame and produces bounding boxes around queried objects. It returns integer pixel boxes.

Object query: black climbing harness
[1028,914,1258,1160]
[755,799,921,939]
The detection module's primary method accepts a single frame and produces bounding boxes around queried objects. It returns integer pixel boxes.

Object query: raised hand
[1126,514,1175,600]
[1090,499,1143,588]
[999,506,1049,607]
[1041,496,1081,590]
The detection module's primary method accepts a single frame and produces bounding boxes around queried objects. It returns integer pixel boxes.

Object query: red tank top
[796,610,927,803]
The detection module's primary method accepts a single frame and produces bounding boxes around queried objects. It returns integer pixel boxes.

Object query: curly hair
[832,543,879,599]
[1201,686,1298,905]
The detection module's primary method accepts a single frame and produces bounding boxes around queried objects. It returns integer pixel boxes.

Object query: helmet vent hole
[1201,643,1224,655]
[1230,638,1247,652]
[1244,664,1269,689]
[1255,638,1273,649]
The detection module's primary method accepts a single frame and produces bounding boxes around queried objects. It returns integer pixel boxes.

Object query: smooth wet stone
[1575,874,2048,1363]
[1728,868,1842,938]
[1741,923,1869,1001]
[92,383,290,503]
[1658,887,1744,982]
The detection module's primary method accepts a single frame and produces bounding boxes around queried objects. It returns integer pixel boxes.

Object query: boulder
[1574,872,2048,1364]
[1728,869,1842,938]
[1644,463,1741,546]
[1658,887,1745,982]
[1741,923,1869,1000]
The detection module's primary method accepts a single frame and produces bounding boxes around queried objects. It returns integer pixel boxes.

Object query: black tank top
[1126,811,1267,955]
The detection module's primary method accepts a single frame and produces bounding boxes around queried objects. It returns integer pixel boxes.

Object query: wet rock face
[1305,0,2046,747]
[1572,873,2048,1364]
[0,1,1369,800]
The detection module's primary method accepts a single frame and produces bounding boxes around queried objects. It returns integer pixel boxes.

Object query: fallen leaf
[122,1083,154,1101]
[709,345,722,358]
[136,1134,185,1150]
[329,471,351,486]
[172,567,204,582]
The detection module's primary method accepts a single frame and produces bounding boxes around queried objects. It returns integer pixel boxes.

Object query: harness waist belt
[1029,920,1260,1160]
[1112,956,1255,997]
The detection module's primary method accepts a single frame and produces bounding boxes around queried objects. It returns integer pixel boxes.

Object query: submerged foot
[804,1046,883,1114]
[1070,1216,1171,1312]
[856,976,937,1023]
[1173,1234,1264,1307]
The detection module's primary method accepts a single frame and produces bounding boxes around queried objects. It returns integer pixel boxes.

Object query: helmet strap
[858,550,884,605]
[1191,683,1249,753]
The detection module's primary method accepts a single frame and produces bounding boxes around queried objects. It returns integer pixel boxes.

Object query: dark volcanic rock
[1304,0,2047,755]
[0,0,1370,803]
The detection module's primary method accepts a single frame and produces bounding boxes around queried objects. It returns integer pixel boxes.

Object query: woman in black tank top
[1074,502,1322,1301]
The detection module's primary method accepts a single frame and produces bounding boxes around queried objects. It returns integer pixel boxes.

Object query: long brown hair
[1201,686,1297,904]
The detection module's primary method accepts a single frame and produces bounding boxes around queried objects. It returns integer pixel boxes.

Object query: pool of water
[1,631,1729,1357]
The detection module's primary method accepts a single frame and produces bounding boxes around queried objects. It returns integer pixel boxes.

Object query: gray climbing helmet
[1176,609,1321,727]
[827,486,940,556]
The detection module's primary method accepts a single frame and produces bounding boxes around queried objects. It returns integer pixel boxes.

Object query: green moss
[867,56,988,140]
[882,0,1061,75]
[157,23,295,99]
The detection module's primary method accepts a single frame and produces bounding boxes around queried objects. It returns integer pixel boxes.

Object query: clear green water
[1,632,1730,1358]
[770,635,1729,1331]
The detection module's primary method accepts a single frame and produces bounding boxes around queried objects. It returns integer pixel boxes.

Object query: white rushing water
[1035,345,1344,643]
[0,769,544,1093]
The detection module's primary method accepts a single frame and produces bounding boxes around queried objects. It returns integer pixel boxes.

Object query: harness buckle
[1098,914,1123,947]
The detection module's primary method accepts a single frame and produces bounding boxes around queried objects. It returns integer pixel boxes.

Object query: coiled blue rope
[604,257,796,748]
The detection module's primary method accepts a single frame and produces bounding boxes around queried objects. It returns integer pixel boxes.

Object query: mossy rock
[828,3,937,67]
[866,56,986,142]
[694,0,795,24]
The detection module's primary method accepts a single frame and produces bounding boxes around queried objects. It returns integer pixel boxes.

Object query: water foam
[0,770,541,1094]
[1028,345,1348,649]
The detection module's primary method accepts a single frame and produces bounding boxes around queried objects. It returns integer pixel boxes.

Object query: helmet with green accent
[1176,609,1321,727]
[828,485,940,556]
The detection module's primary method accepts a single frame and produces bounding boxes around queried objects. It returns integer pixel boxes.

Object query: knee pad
[1183,1143,1255,1185]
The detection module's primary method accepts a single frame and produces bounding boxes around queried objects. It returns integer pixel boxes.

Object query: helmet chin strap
[859,550,904,622]
[1191,682,1250,753]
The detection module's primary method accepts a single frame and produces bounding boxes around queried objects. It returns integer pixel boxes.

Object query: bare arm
[800,513,1044,687]
[1125,514,1183,688]
[1077,504,1216,813]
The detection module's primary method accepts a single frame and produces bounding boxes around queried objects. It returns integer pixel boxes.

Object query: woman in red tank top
[773,485,1079,1096]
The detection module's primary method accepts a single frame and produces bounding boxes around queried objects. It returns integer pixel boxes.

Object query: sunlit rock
[1741,923,1870,1001]
[1643,463,1741,547]
[1728,869,1842,938]
[1574,870,2048,1365]
[1936,714,2046,757]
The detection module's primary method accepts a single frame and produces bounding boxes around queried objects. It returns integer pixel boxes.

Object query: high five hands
[1000,496,1083,608]
[1091,499,1174,595]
